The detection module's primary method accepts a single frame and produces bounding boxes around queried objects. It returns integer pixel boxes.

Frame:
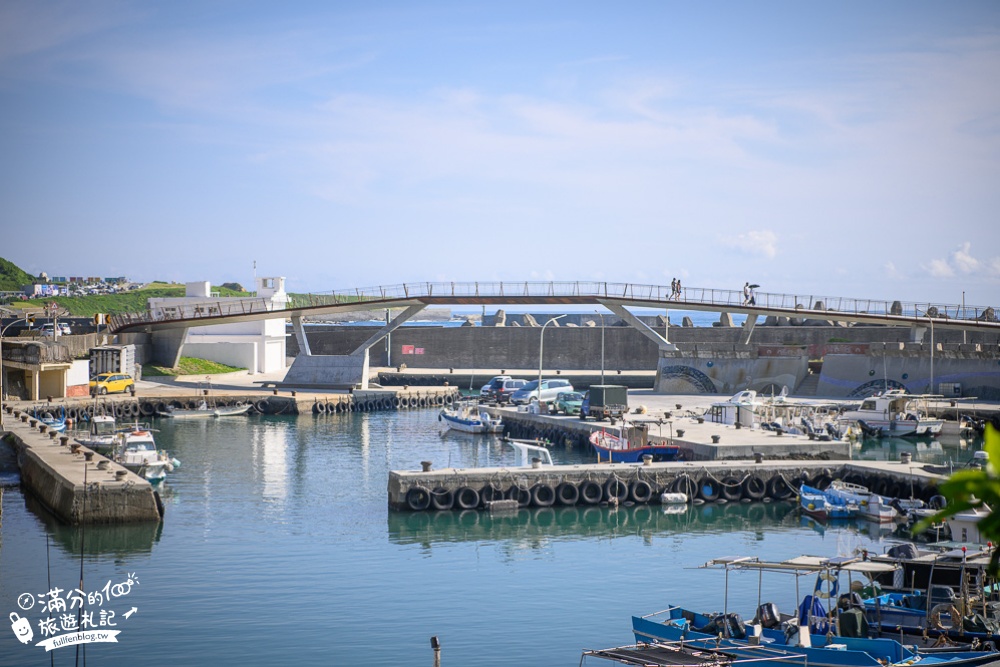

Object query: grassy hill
[0,257,35,292]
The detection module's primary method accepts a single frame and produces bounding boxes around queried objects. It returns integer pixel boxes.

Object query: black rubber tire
[454,486,480,510]
[810,473,833,490]
[720,476,743,502]
[406,486,431,511]
[480,484,505,503]
[629,479,653,504]
[100,387,108,395]
[506,485,531,508]
[742,475,766,501]
[430,487,454,511]
[672,474,697,498]
[697,477,721,502]
[578,480,603,505]
[139,402,155,417]
[767,475,794,500]
[531,484,556,507]
[314,402,326,414]
[605,477,629,503]
[555,481,580,506]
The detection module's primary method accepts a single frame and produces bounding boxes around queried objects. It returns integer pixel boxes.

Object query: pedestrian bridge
[108,281,998,388]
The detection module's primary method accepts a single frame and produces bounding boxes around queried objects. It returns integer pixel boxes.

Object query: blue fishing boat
[632,556,1000,667]
[32,405,67,432]
[799,484,858,521]
[589,429,680,463]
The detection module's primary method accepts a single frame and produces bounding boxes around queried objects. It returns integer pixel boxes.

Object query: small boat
[74,414,119,451]
[799,484,858,520]
[822,480,904,523]
[838,390,944,437]
[33,406,67,432]
[112,430,180,483]
[438,403,503,434]
[157,400,251,419]
[589,426,681,463]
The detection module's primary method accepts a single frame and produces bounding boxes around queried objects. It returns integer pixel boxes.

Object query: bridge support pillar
[741,312,759,345]
[282,350,371,390]
[291,315,312,356]
[151,327,189,368]
[598,300,677,352]
[910,325,927,342]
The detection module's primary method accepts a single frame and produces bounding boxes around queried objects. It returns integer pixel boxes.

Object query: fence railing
[108,281,998,331]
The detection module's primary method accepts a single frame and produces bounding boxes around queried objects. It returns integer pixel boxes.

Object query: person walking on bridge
[743,282,751,306]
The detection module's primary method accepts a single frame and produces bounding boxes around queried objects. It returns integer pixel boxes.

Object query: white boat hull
[439,408,503,434]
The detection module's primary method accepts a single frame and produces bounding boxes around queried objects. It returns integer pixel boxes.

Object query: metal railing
[108,281,998,331]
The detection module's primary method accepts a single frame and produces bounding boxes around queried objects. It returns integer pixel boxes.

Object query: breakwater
[388,459,942,512]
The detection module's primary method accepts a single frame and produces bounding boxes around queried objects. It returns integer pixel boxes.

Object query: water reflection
[387,500,803,548]
[21,492,163,558]
[856,433,982,464]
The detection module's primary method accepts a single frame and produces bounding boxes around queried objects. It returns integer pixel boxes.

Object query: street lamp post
[595,310,606,385]
[537,315,566,411]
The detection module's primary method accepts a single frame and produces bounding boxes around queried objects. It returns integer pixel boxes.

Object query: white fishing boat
[823,480,899,523]
[438,403,503,434]
[157,400,251,419]
[74,414,119,451]
[705,390,761,427]
[112,430,180,483]
[838,390,944,437]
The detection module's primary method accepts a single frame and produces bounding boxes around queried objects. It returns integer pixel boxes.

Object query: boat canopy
[700,555,900,575]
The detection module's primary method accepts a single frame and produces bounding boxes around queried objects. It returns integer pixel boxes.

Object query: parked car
[480,376,512,400]
[550,391,584,415]
[39,323,71,337]
[581,385,629,423]
[510,378,574,405]
[90,373,135,396]
[494,379,527,404]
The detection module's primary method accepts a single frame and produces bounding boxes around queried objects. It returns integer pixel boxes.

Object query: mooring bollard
[676,429,685,438]
[115,470,127,481]
[60,436,69,446]
[754,452,763,464]
[711,435,721,444]
[49,431,58,439]
[70,443,81,454]
[39,424,48,433]
[84,451,94,462]
[531,457,541,469]
[642,455,653,466]
[900,452,912,464]
[421,461,432,472]
[97,460,110,470]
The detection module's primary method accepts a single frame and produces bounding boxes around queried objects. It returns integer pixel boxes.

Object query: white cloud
[718,230,778,260]
[952,242,981,274]
[884,262,902,280]
[924,242,1000,281]
[926,258,955,278]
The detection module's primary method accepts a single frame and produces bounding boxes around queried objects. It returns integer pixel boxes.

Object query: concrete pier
[2,409,161,524]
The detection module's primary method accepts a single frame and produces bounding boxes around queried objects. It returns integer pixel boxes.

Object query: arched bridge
[110,281,998,388]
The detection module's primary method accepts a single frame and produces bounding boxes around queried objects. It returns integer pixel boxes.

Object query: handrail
[108,281,998,332]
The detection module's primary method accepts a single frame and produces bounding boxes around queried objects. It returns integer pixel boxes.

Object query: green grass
[8,283,253,316]
[142,357,246,376]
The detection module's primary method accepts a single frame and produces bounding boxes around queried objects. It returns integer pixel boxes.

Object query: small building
[145,277,288,374]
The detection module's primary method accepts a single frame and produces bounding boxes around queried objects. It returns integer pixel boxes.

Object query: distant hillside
[5,280,252,316]
[0,257,35,292]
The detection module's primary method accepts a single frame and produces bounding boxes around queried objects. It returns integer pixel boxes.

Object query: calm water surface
[0,411,982,666]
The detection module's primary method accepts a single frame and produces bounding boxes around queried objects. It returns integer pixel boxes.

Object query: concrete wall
[184,341,258,372]
[656,345,809,395]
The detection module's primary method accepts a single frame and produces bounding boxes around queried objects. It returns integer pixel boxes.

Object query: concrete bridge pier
[151,327,189,368]
[283,304,426,389]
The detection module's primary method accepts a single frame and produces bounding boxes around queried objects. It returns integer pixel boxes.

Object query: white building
[146,277,288,374]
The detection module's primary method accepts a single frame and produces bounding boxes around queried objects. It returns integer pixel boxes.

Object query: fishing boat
[157,400,251,419]
[74,414,119,451]
[632,556,1000,667]
[822,480,913,523]
[32,406,68,432]
[438,402,503,433]
[111,430,180,483]
[799,484,858,521]
[838,390,944,437]
[589,421,681,463]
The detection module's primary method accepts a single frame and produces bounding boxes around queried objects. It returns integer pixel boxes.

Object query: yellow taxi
[90,373,135,395]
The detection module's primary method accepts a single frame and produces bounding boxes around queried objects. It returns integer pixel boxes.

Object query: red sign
[401,345,414,355]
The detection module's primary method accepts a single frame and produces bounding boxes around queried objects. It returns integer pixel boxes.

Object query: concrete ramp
[282,351,370,389]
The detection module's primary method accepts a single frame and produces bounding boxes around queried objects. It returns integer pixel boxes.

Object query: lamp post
[537,315,566,409]
[595,310,606,385]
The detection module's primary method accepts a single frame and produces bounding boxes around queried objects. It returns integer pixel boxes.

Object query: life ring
[697,477,721,502]
[767,475,794,500]
[814,571,839,599]
[405,486,432,511]
[929,603,960,630]
[555,481,580,505]
[672,474,697,498]
[720,476,743,502]
[629,479,653,504]
[455,487,480,510]
[506,485,531,508]
[480,484,505,503]
[531,484,556,507]
[742,475,766,501]
[605,477,629,503]
[430,487,454,511]
[578,480,603,505]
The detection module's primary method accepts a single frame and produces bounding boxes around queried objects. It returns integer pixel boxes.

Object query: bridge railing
[108,281,997,330]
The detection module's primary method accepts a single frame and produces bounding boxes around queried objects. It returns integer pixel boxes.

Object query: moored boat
[838,390,944,437]
[157,400,251,418]
[799,484,858,521]
[438,402,503,433]
[112,430,180,483]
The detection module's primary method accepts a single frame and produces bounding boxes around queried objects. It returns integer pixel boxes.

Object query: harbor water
[0,410,983,666]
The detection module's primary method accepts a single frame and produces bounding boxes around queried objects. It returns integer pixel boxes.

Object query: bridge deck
[109,281,998,333]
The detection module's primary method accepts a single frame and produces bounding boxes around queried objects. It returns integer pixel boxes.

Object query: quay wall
[387,460,943,512]
[2,412,161,524]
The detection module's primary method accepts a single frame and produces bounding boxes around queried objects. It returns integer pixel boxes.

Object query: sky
[1,1,999,307]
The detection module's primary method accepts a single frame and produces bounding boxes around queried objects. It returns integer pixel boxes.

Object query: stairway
[795,372,821,397]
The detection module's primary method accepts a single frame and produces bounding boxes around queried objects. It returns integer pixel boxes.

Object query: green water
[0,412,980,666]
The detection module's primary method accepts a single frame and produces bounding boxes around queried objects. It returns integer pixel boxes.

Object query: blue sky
[1,1,999,306]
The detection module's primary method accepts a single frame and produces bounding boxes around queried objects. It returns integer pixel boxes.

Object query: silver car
[509,378,574,405]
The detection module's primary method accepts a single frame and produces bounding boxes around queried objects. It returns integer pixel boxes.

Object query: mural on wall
[657,365,717,393]
[846,379,907,398]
